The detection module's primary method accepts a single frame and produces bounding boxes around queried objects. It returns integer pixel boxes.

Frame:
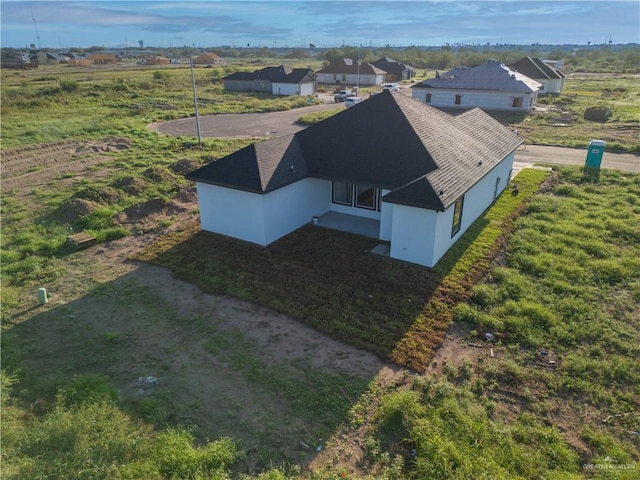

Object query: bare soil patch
[1,138,130,191]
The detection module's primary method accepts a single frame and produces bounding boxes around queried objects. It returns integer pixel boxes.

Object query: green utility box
[585,139,606,169]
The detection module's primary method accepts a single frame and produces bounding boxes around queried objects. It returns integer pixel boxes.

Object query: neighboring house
[509,56,565,94]
[1,52,33,69]
[88,53,118,64]
[58,52,91,66]
[315,58,387,86]
[186,91,522,268]
[372,56,416,81]
[192,52,226,66]
[223,66,316,96]
[411,59,542,112]
[33,50,68,65]
[145,55,171,65]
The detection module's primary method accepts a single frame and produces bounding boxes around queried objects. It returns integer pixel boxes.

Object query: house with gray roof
[509,57,565,94]
[411,59,542,112]
[31,50,68,65]
[1,52,33,69]
[372,56,416,81]
[315,58,387,86]
[186,91,522,267]
[223,65,316,96]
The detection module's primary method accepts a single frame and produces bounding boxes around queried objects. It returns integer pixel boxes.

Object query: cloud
[1,1,637,48]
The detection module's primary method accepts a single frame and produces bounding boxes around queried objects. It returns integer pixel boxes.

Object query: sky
[1,1,639,50]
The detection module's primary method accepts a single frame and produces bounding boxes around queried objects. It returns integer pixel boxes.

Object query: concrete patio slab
[314,211,380,239]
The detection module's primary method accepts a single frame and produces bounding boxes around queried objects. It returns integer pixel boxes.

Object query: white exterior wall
[299,82,315,96]
[196,178,328,246]
[379,190,393,242]
[431,152,515,265]
[540,78,563,94]
[413,88,537,112]
[389,152,515,267]
[197,152,515,266]
[196,183,268,245]
[262,178,328,243]
[389,206,438,267]
[272,82,315,96]
[316,73,385,86]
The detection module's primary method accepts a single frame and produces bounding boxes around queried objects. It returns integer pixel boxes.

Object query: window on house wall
[332,181,353,205]
[355,184,376,210]
[512,96,523,108]
[425,93,432,103]
[451,196,464,237]
[455,94,462,105]
[341,74,346,82]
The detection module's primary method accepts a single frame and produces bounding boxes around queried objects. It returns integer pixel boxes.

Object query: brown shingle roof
[187,91,522,210]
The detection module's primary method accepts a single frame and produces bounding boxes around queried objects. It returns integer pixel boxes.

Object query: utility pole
[189,52,202,146]
[356,47,360,93]
[31,7,41,49]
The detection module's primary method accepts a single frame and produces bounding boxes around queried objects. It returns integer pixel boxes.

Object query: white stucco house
[509,56,565,95]
[411,59,542,112]
[315,58,387,86]
[186,91,523,268]
[223,65,316,96]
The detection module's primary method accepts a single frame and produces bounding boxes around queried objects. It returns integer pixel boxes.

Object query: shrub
[471,283,499,308]
[75,207,117,231]
[453,303,479,323]
[152,71,170,82]
[59,373,118,407]
[59,80,79,93]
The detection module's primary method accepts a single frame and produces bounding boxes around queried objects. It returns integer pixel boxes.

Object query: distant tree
[323,48,345,64]
[283,48,310,59]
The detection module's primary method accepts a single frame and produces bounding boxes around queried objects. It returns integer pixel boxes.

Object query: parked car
[383,83,400,92]
[334,89,356,102]
[344,96,364,107]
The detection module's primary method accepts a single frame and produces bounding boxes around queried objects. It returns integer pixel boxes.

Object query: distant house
[509,57,565,94]
[145,55,171,65]
[88,53,118,65]
[223,66,316,96]
[192,52,226,66]
[57,52,91,66]
[315,58,387,86]
[411,59,542,112]
[1,52,33,69]
[33,50,68,65]
[186,91,522,268]
[372,56,416,82]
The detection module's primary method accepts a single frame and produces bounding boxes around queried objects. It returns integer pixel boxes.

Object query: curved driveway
[151,100,639,173]
[153,100,341,139]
